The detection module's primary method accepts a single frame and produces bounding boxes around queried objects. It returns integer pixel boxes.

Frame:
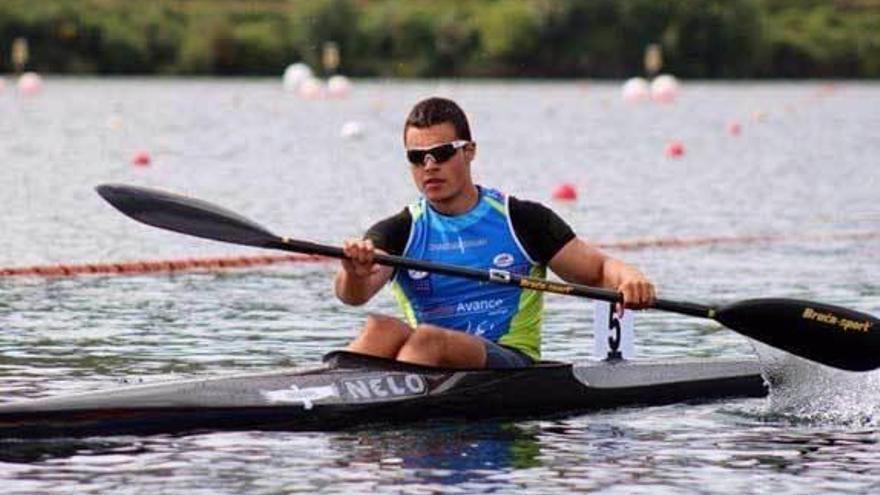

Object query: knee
[361,313,412,339]
[364,313,398,329]
[407,324,447,347]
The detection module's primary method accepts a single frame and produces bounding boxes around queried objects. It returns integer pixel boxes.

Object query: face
[404,122,476,206]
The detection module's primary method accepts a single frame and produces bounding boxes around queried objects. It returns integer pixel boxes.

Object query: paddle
[96,183,880,372]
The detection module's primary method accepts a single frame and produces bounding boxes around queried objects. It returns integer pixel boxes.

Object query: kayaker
[335,97,655,368]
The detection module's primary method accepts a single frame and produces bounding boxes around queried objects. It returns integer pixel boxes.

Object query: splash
[752,341,880,426]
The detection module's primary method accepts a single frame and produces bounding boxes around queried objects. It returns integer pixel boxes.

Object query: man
[335,97,655,369]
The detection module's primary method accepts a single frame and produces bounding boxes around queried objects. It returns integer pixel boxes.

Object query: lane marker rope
[0,254,320,277]
[596,230,880,251]
[1,231,877,278]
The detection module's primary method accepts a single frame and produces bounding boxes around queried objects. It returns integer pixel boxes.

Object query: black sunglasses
[406,140,470,166]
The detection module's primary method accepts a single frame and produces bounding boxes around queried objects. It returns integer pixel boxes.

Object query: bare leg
[346,313,413,358]
[396,324,487,368]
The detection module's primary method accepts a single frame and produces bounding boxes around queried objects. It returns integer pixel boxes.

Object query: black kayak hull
[0,352,767,438]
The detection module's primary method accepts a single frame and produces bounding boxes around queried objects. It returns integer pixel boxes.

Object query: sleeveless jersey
[390,187,545,360]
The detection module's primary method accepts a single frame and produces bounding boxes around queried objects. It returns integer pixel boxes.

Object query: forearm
[335,270,374,305]
[549,236,656,309]
[550,239,643,287]
[598,257,646,290]
[335,264,394,305]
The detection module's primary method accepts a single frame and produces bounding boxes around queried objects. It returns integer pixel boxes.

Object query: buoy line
[2,230,877,278]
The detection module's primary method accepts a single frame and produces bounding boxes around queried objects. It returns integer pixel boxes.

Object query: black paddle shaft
[271,238,714,317]
[96,183,880,371]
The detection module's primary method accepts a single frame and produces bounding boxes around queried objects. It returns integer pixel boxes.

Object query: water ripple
[1,79,878,494]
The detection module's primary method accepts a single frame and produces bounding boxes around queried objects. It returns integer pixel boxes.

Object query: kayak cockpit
[322,350,569,372]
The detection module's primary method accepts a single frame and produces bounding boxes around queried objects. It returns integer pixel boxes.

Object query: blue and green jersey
[390,187,545,360]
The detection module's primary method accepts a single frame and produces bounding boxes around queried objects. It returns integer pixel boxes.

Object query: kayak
[0,351,767,438]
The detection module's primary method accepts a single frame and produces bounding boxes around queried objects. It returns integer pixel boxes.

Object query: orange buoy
[17,72,43,96]
[297,78,324,99]
[327,75,352,98]
[650,74,680,103]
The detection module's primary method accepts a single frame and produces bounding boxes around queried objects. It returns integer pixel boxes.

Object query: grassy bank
[0,0,878,77]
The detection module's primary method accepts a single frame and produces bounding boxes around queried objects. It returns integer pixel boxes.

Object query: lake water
[0,78,878,494]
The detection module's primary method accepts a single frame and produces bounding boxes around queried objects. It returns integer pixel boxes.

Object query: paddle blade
[716,298,880,371]
[96,184,278,248]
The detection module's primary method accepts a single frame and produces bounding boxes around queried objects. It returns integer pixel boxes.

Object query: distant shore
[1,0,878,78]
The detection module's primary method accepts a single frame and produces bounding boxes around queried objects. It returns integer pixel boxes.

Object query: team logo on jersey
[457,298,505,313]
[407,269,432,294]
[492,252,514,268]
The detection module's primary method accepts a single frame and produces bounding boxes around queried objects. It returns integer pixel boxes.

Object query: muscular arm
[548,238,654,308]
[508,196,653,307]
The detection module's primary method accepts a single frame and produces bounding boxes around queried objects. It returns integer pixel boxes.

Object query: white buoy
[327,75,352,98]
[621,77,649,103]
[283,63,313,92]
[650,74,680,103]
[340,120,364,139]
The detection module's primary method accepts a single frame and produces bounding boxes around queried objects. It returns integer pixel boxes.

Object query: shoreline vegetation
[1,0,878,78]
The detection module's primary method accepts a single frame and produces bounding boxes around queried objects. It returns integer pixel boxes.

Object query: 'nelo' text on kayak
[341,374,427,401]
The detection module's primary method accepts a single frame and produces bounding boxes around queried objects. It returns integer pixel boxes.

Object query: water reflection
[710,427,880,480]
[0,412,879,493]
[335,421,541,474]
[0,438,150,464]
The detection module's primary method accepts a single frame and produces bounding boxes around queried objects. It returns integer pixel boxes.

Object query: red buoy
[727,120,742,136]
[552,183,577,200]
[664,140,684,158]
[131,150,151,167]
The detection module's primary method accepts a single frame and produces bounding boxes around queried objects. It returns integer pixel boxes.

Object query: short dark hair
[404,97,472,143]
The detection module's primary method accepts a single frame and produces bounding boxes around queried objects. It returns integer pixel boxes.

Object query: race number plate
[593,301,635,361]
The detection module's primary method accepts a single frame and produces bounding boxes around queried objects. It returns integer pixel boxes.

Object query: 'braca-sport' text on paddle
[96,183,880,372]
